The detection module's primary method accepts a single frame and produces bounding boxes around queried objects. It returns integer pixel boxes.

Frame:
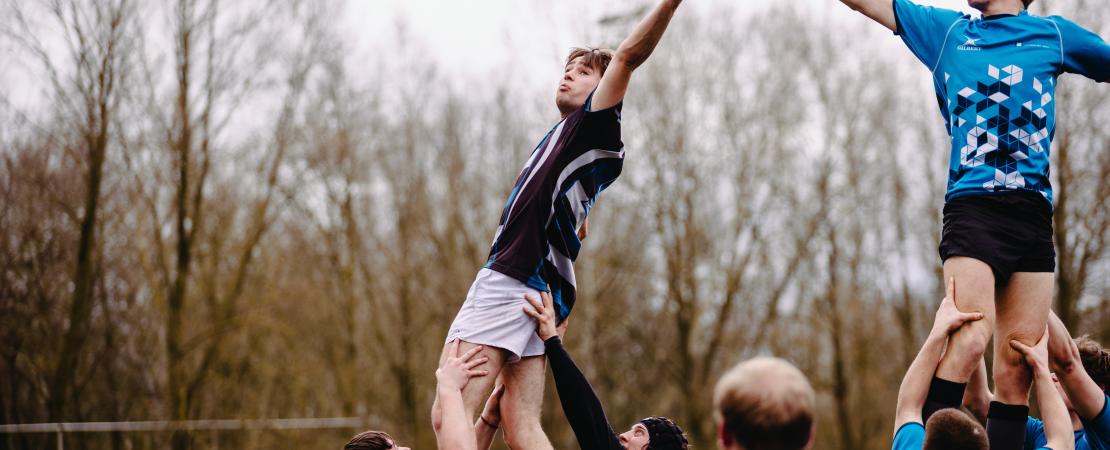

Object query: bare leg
[500,355,554,450]
[935,257,997,383]
[432,340,507,436]
[992,272,1053,405]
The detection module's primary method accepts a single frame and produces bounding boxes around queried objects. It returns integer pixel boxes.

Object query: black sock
[986,401,1029,450]
[923,377,967,424]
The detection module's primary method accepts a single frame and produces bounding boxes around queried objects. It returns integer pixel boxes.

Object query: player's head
[923,409,988,450]
[713,357,816,450]
[967,0,1033,12]
[344,430,409,450]
[556,47,613,117]
[1076,335,1110,393]
[616,416,689,450]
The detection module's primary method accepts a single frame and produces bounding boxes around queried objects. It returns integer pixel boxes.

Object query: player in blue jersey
[839,0,1110,447]
[891,278,990,450]
[431,2,685,449]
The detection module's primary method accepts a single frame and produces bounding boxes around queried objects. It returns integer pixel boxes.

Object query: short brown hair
[1023,0,1035,7]
[566,47,614,75]
[345,430,393,450]
[923,409,988,450]
[714,357,815,450]
[1076,336,1110,391]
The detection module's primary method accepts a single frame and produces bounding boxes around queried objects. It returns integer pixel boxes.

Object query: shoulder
[892,422,925,450]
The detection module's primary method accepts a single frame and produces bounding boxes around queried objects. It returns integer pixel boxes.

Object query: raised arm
[1013,328,1076,450]
[1047,312,1107,420]
[525,292,623,450]
[590,0,683,111]
[435,341,490,450]
[895,279,984,432]
[839,0,896,32]
[962,357,993,424]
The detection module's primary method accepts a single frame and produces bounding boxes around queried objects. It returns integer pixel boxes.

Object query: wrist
[480,415,499,429]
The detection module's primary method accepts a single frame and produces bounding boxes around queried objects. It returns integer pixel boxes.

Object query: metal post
[55,429,63,450]
[211,428,218,450]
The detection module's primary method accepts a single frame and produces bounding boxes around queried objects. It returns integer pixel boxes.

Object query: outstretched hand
[1010,326,1051,373]
[523,290,560,341]
[436,340,490,392]
[931,277,985,336]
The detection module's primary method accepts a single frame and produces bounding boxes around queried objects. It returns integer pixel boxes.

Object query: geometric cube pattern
[947,64,1053,193]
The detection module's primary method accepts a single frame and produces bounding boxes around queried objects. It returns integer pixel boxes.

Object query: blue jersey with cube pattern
[893,0,1110,205]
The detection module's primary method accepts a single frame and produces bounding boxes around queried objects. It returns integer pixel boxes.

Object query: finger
[947,277,955,302]
[542,290,554,309]
[468,369,490,377]
[465,356,489,369]
[450,339,460,357]
[1037,325,1050,346]
[524,294,544,310]
[1009,339,1032,355]
[960,312,984,323]
[523,305,542,320]
[493,384,506,397]
[460,345,483,362]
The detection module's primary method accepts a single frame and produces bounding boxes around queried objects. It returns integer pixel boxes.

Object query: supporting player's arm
[525,292,623,450]
[1013,328,1076,450]
[435,341,490,450]
[838,0,896,32]
[475,385,505,450]
[894,278,984,433]
[1047,312,1107,420]
[962,357,993,424]
[590,0,683,111]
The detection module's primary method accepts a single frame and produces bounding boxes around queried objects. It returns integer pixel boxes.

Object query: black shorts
[939,191,1055,286]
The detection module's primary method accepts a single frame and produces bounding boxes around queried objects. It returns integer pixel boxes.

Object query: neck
[977,2,1024,17]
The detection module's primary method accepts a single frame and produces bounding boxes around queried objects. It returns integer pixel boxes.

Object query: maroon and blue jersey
[485,91,624,319]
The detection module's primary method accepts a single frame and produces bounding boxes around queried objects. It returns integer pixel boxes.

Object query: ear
[717,421,733,449]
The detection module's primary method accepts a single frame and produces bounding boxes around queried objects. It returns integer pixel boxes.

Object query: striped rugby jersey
[485,91,624,320]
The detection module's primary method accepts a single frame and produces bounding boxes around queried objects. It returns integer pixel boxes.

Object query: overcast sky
[344,0,975,80]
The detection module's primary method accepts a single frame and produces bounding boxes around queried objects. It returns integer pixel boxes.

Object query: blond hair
[713,357,815,450]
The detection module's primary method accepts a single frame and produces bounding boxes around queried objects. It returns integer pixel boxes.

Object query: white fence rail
[0,417,368,450]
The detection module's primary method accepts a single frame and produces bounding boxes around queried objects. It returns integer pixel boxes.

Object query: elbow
[611,50,642,72]
[839,0,865,12]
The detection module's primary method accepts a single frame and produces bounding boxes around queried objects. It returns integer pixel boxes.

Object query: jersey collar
[982,9,1028,21]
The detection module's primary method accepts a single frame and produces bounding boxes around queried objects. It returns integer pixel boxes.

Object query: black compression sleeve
[545,336,623,450]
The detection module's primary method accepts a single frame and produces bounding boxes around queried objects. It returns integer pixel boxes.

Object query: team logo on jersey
[958,37,982,51]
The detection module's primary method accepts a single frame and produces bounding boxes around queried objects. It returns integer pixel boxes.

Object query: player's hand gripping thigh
[935,257,997,383]
[432,340,507,433]
[993,272,1053,405]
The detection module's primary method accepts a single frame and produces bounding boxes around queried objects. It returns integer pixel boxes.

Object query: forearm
[474,419,497,450]
[613,0,681,69]
[895,333,947,429]
[545,337,622,450]
[436,388,477,450]
[1048,313,1106,419]
[838,0,896,32]
[963,358,992,424]
[1035,368,1076,450]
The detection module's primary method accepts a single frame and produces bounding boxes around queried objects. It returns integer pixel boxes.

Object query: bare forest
[2,1,1108,449]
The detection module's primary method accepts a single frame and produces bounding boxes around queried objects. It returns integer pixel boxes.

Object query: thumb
[960,312,984,323]
[1009,339,1031,355]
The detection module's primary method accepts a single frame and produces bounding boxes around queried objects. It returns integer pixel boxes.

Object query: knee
[502,418,543,449]
[949,323,991,362]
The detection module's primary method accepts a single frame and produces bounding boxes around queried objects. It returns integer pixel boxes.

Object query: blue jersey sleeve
[892,422,925,450]
[1049,16,1110,82]
[1079,395,1110,450]
[892,0,966,70]
[1027,416,1048,450]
